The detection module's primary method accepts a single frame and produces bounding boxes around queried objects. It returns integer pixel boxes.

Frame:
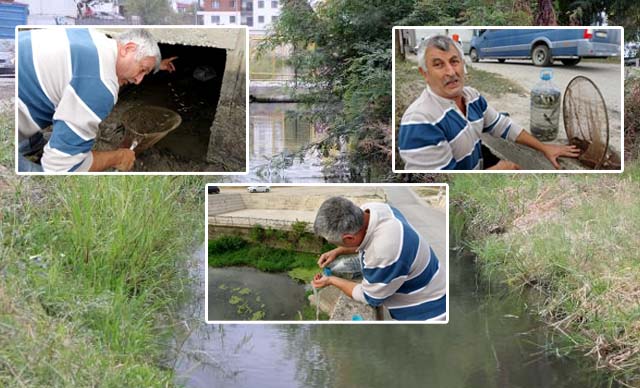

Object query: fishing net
[121,106,182,152]
[563,75,620,169]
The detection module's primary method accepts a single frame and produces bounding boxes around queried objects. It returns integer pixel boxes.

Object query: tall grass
[1,176,203,386]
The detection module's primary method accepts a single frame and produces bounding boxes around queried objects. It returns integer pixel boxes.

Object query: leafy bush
[249,224,266,242]
[208,235,248,255]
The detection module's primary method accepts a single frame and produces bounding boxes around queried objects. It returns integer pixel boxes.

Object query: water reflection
[237,103,352,183]
[173,246,615,387]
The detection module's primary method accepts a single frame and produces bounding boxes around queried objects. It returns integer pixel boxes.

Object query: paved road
[470,59,622,154]
[383,187,447,270]
[472,59,621,117]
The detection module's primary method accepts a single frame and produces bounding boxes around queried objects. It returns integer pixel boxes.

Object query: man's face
[419,45,464,99]
[116,42,155,87]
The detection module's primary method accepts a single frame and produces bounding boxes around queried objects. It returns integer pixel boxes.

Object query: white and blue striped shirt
[18,28,119,172]
[398,86,523,170]
[352,202,447,321]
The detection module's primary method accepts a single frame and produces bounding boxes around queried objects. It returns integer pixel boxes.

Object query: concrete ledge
[309,283,377,321]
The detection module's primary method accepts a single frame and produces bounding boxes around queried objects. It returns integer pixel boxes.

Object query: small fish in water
[193,65,216,82]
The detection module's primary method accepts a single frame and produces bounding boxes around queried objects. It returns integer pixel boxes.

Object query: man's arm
[89,149,136,172]
[312,274,357,298]
[317,246,358,268]
[515,130,581,169]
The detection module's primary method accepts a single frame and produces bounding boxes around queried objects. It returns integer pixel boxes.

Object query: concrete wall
[208,193,246,215]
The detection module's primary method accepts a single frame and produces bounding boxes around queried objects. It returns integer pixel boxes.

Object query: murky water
[207,267,307,321]
[236,103,353,183]
[173,246,616,388]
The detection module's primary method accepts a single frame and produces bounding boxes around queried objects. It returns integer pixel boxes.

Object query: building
[198,0,242,25]
[197,0,281,31]
[251,0,280,31]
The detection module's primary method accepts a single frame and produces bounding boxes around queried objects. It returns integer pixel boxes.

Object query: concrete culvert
[95,28,247,172]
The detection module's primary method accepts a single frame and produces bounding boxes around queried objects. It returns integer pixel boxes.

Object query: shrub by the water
[208,235,248,255]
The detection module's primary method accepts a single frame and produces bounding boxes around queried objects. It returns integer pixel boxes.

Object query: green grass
[465,66,526,97]
[451,162,640,385]
[0,176,203,387]
[208,236,318,277]
[0,105,12,168]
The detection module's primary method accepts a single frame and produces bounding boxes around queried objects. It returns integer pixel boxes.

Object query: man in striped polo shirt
[398,35,580,170]
[17,28,176,172]
[312,196,446,321]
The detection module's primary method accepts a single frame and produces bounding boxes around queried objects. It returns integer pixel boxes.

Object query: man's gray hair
[314,197,364,244]
[417,34,465,73]
[116,29,161,73]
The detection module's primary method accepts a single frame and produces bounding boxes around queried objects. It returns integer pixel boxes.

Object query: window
[230,15,236,23]
[271,0,278,8]
[271,15,278,22]
[258,15,264,23]
[246,16,253,26]
[211,15,220,23]
[258,1,264,8]
[230,0,236,7]
[212,0,220,8]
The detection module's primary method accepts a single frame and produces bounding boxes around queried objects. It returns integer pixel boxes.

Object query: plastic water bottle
[327,255,362,280]
[530,68,561,141]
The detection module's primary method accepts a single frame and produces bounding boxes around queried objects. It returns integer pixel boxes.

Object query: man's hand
[160,56,178,73]
[311,273,332,289]
[541,144,581,169]
[318,248,341,268]
[113,149,136,171]
[90,149,136,172]
[487,160,521,170]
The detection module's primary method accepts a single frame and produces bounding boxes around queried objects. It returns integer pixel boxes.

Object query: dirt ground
[0,76,14,101]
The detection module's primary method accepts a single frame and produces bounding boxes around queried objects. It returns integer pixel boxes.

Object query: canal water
[173,247,615,388]
[235,103,356,183]
[207,267,307,321]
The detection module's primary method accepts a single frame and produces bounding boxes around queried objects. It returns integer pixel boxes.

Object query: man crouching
[312,196,447,321]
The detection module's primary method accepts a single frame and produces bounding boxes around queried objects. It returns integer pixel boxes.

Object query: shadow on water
[173,244,617,388]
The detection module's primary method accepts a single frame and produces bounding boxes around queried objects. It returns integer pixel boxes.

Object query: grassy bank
[208,235,320,283]
[451,164,640,386]
[0,176,203,386]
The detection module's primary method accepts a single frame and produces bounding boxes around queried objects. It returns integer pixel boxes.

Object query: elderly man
[398,35,580,170]
[311,196,446,321]
[17,28,177,172]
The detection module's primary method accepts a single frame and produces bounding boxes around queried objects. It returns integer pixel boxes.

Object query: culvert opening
[97,41,228,172]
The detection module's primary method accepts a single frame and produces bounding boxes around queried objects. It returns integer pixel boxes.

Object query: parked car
[207,186,220,194]
[247,186,270,193]
[469,28,620,66]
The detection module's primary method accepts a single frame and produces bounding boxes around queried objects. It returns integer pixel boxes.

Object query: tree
[121,0,174,24]
[264,0,414,180]
[534,0,558,25]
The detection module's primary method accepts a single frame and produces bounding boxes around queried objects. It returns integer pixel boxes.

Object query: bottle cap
[540,68,553,81]
[323,267,332,276]
[352,314,364,321]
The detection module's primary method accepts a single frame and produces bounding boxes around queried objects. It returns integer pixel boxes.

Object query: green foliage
[249,224,266,242]
[208,235,248,255]
[0,176,203,386]
[290,220,310,241]
[208,244,318,279]
[297,304,330,321]
[0,107,12,168]
[121,0,175,24]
